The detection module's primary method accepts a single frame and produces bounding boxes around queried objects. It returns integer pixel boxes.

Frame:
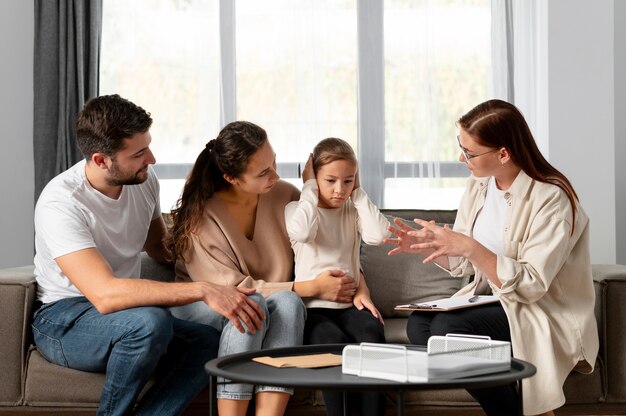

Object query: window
[101,0,492,211]
[236,1,358,165]
[100,0,221,208]
[384,0,491,208]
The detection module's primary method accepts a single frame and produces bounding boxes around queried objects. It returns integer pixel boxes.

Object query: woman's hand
[409,218,472,263]
[302,154,315,183]
[384,217,435,256]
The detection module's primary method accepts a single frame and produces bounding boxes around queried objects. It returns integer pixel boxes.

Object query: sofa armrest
[592,264,626,403]
[0,266,36,405]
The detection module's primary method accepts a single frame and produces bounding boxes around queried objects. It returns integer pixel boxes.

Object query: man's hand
[200,284,265,334]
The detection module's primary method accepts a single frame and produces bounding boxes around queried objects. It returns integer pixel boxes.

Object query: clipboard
[395,295,499,312]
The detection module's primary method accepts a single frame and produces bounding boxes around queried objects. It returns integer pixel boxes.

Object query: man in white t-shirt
[32,95,265,416]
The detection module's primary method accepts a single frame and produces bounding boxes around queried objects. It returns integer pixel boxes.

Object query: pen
[468,295,480,303]
[297,162,301,178]
[409,303,437,308]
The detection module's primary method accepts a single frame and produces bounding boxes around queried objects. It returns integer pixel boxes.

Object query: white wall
[0,1,622,267]
[0,0,34,268]
[547,0,616,264]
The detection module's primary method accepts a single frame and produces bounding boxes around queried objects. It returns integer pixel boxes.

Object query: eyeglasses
[456,135,498,164]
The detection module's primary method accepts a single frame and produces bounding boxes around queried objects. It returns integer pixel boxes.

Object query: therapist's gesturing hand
[385,217,435,256]
[408,218,473,264]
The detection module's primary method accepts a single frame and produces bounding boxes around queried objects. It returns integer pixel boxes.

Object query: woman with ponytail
[167,121,356,416]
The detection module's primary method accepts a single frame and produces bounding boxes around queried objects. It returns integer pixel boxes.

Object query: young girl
[284,137,390,416]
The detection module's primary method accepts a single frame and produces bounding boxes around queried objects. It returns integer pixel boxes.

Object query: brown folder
[253,353,342,368]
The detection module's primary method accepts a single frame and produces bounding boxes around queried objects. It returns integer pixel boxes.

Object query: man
[32,94,265,416]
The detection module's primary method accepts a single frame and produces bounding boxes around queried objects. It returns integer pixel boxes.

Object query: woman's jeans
[171,291,306,400]
[31,296,220,416]
[407,303,522,416]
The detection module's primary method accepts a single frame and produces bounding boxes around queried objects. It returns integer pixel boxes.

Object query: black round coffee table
[205,343,536,416]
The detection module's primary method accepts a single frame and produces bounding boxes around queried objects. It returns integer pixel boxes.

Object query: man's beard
[106,161,148,186]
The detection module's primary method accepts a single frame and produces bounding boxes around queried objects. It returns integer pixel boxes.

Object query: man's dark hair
[75,94,153,159]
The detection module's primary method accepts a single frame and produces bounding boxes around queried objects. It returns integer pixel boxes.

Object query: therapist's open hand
[385,217,435,256]
[409,218,473,264]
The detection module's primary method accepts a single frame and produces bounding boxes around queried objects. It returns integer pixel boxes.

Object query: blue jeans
[31,296,220,416]
[171,291,306,400]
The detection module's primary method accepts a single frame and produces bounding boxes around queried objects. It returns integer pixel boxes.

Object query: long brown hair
[166,121,268,261]
[458,99,578,229]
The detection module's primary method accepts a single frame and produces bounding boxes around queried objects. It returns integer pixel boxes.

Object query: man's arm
[55,248,265,333]
[143,216,173,264]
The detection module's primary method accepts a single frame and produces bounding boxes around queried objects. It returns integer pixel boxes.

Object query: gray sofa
[1,209,626,415]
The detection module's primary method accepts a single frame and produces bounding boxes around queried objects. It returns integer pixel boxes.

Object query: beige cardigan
[448,171,598,415]
[175,180,300,297]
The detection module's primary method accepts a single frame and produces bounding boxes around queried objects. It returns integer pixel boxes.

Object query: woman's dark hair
[312,137,357,173]
[167,121,268,261]
[458,99,578,229]
[75,94,152,159]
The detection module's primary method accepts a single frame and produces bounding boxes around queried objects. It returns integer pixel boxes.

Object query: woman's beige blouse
[175,180,300,297]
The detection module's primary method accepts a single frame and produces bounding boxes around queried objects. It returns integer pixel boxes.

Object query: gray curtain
[33,0,102,202]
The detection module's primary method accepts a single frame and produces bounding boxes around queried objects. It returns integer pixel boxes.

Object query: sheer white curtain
[491,0,514,102]
[511,0,549,155]
[383,0,492,209]
[491,0,549,153]
[233,0,358,180]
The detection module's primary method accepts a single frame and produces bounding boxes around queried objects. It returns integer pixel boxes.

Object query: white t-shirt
[473,176,507,256]
[34,160,161,304]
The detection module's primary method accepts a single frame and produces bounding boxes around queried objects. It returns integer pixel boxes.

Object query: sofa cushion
[24,349,103,407]
[561,356,605,405]
[382,317,410,344]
